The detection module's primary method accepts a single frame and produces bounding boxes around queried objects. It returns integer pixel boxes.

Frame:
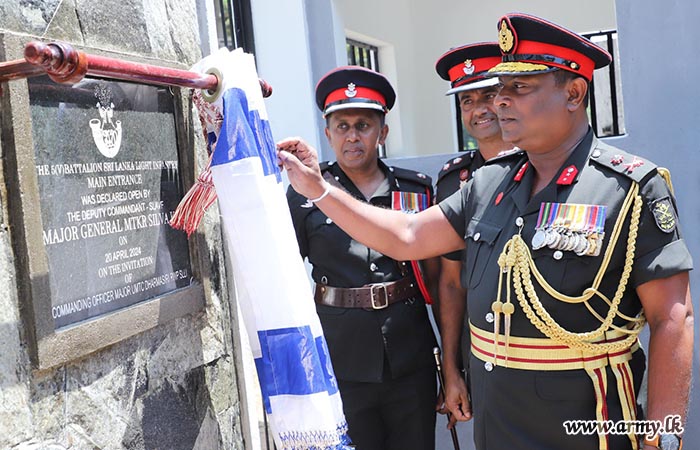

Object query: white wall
[334,0,617,156]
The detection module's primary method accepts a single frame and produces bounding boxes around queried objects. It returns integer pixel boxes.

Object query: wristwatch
[644,433,682,450]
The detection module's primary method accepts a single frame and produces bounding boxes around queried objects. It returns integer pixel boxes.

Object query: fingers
[277,150,302,172]
[447,413,458,430]
[276,136,308,153]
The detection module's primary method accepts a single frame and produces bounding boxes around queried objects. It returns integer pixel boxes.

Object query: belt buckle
[370,283,389,309]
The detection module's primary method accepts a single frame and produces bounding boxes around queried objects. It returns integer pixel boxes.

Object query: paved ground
[435,414,475,450]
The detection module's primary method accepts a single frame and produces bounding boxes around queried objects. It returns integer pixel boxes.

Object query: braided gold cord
[498,182,646,353]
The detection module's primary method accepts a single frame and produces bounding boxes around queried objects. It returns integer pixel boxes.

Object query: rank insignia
[463,59,475,75]
[624,156,644,173]
[498,18,517,54]
[345,83,357,98]
[611,154,624,165]
[650,197,676,233]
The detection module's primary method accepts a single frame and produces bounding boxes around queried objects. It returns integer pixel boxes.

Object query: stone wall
[0,1,245,449]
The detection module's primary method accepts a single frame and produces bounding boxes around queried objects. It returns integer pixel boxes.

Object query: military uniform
[287,159,437,450]
[436,150,487,260]
[439,130,692,449]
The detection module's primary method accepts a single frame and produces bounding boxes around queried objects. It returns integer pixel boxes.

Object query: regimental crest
[89,84,122,158]
[463,59,475,75]
[651,197,677,233]
[345,83,357,98]
[498,18,517,54]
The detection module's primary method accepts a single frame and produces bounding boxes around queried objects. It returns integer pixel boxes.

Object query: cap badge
[345,83,357,98]
[498,18,516,54]
[463,59,475,75]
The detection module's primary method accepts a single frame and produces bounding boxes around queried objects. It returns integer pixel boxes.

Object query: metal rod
[434,347,461,450]
[0,59,45,82]
[0,40,272,98]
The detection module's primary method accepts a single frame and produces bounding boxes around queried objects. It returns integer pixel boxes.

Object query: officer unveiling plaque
[28,76,194,330]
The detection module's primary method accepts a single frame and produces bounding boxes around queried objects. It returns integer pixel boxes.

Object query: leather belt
[314,277,420,309]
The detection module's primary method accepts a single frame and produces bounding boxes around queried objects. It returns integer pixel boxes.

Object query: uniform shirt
[438,129,692,448]
[287,159,437,382]
[435,150,486,261]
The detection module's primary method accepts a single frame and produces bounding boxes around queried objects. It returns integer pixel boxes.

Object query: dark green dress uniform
[287,159,437,450]
[438,130,692,450]
[435,151,487,374]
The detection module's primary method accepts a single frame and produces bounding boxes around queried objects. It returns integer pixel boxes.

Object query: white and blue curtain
[194,49,351,449]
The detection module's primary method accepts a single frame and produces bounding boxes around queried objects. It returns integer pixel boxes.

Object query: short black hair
[553,69,590,107]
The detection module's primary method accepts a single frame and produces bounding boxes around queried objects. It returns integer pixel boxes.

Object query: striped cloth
[197,48,351,450]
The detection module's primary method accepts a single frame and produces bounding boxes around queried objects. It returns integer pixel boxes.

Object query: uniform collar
[326,159,395,200]
[508,128,595,214]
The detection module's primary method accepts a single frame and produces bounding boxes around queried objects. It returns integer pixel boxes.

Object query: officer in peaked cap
[277,13,693,450]
[432,42,514,428]
[436,13,690,450]
[285,65,439,450]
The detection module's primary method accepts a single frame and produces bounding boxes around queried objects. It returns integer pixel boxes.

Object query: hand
[276,137,326,199]
[443,371,472,428]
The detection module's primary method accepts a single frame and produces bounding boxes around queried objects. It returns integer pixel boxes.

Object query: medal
[558,232,570,250]
[532,229,547,250]
[532,202,553,250]
[574,234,589,254]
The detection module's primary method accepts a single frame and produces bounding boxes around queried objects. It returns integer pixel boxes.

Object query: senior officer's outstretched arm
[277,137,464,261]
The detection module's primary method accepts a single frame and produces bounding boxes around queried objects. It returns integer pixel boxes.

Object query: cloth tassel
[170,160,218,236]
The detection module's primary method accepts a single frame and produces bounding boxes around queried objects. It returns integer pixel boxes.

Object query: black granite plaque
[28,76,192,330]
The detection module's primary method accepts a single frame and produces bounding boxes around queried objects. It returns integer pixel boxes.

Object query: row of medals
[531,227,604,256]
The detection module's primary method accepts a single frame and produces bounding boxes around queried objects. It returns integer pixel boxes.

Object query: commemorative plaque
[28,76,194,330]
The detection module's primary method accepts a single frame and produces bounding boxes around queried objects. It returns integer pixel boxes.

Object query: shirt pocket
[464,219,502,289]
[532,250,592,296]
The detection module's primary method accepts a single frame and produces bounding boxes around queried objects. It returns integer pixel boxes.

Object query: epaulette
[437,151,476,183]
[390,165,432,186]
[483,148,526,166]
[589,141,658,183]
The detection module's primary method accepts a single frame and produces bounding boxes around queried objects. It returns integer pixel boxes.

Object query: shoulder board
[390,166,433,186]
[589,141,658,183]
[437,151,476,183]
[483,148,526,166]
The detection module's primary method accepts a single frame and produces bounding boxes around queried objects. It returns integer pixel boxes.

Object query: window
[346,39,379,71]
[583,29,626,137]
[214,0,255,53]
